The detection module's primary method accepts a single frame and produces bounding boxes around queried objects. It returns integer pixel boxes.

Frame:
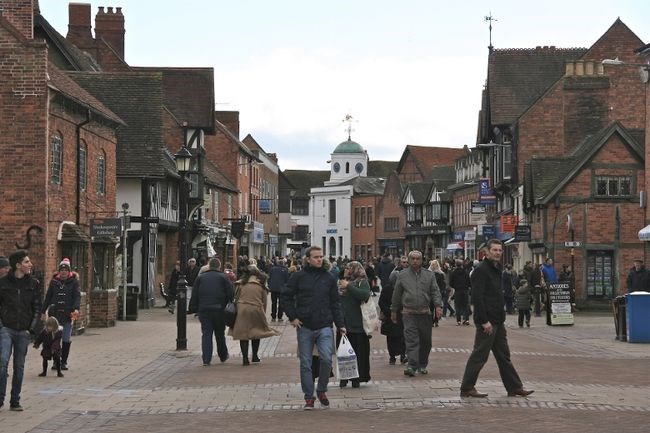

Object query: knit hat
[0,256,9,268]
[59,258,72,270]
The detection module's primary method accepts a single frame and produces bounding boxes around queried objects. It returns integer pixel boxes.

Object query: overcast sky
[40,0,649,170]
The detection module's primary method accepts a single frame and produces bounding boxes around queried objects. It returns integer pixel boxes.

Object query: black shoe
[400,355,408,364]
[60,363,68,371]
[389,357,396,365]
[57,372,64,378]
[242,358,250,366]
[38,372,46,377]
[252,356,261,363]
[220,354,229,363]
[351,380,360,388]
[339,380,348,388]
[10,403,23,411]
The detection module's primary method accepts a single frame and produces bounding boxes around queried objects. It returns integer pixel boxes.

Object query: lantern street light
[174,143,192,351]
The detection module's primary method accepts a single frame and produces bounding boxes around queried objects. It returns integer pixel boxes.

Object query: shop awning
[446,242,464,250]
[639,225,650,241]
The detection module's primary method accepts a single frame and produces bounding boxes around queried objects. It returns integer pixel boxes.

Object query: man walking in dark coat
[449,259,471,325]
[376,252,395,290]
[268,258,289,321]
[460,239,534,398]
[282,246,346,410]
[188,258,234,366]
[0,250,42,411]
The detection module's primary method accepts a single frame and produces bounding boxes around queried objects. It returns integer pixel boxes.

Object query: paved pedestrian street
[0,306,647,433]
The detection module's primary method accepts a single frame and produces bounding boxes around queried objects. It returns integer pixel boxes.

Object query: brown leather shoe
[460,388,488,398]
[507,388,534,397]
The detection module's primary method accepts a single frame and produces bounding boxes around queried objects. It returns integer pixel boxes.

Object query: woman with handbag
[337,261,372,388]
[228,265,279,365]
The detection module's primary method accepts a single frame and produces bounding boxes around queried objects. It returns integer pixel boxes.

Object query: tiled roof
[340,177,386,195]
[68,71,176,178]
[368,160,398,178]
[397,145,469,178]
[35,14,102,71]
[48,63,123,125]
[487,47,586,126]
[282,170,330,198]
[134,67,215,131]
[203,158,238,193]
[405,182,432,205]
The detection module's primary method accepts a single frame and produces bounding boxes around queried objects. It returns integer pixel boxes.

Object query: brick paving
[0,302,646,433]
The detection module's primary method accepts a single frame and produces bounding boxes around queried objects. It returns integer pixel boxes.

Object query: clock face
[333,162,340,173]
[355,162,363,173]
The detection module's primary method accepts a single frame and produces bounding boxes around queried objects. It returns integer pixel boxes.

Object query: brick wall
[351,195,380,260]
[89,289,118,327]
[0,21,49,267]
[375,172,405,254]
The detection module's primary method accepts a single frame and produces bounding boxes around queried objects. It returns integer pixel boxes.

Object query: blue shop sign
[453,232,465,241]
[482,225,496,238]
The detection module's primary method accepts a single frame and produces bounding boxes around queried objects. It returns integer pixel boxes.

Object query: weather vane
[342,113,356,140]
[484,13,497,52]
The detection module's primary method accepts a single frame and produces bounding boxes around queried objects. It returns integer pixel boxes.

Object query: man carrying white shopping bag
[282,246,346,410]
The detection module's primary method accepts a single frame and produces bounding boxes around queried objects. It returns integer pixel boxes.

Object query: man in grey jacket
[391,250,442,377]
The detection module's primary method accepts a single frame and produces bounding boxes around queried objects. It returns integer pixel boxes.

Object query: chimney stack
[1,0,35,39]
[216,111,240,139]
[67,3,93,48]
[94,5,125,60]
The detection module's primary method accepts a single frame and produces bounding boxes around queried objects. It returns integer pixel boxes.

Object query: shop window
[586,250,614,298]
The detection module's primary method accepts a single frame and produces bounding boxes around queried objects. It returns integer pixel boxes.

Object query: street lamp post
[174,144,192,351]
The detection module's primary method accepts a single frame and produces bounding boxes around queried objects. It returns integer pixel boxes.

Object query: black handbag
[223,301,237,327]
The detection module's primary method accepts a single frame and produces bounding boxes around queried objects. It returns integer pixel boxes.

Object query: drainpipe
[76,109,91,224]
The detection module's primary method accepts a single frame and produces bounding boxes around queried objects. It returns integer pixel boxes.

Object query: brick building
[472,19,648,304]
[0,1,124,327]
[243,134,281,259]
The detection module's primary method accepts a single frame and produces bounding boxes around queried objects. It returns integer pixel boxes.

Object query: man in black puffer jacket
[0,250,42,411]
[282,246,346,410]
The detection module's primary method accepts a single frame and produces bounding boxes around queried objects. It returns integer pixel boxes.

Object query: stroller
[160,282,175,314]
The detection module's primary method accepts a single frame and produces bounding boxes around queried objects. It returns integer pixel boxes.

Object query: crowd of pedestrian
[1,238,644,413]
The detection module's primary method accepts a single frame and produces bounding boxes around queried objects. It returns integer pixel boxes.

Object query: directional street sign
[564,241,582,247]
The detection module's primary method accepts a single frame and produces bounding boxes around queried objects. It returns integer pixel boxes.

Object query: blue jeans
[62,321,73,343]
[297,326,333,399]
[198,311,228,365]
[0,327,31,406]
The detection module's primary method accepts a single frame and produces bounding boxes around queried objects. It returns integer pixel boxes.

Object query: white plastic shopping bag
[335,335,359,380]
[360,295,380,335]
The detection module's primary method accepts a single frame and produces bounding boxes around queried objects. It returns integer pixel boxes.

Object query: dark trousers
[443,297,455,317]
[386,335,406,358]
[455,292,470,322]
[518,310,531,327]
[198,310,228,365]
[460,322,523,393]
[270,292,284,320]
